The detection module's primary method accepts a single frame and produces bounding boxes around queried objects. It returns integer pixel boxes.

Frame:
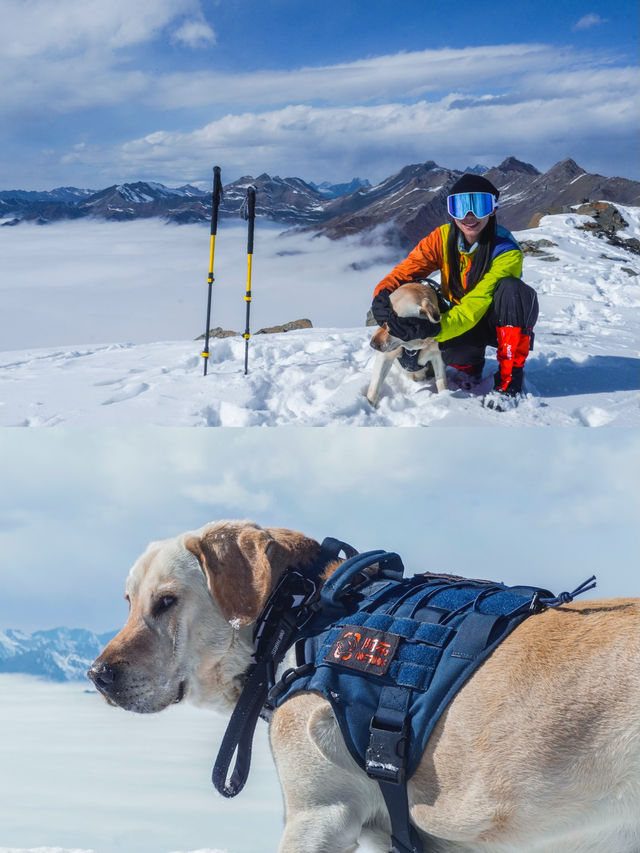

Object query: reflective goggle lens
[447,192,497,219]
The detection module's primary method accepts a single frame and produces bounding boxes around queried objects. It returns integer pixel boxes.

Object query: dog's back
[389,281,441,323]
[408,598,640,850]
[273,597,640,852]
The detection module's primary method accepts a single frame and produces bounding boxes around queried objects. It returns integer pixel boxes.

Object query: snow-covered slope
[1,207,637,427]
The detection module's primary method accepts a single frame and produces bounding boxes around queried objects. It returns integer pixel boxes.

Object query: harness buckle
[365,716,408,785]
[529,590,542,612]
[252,571,319,664]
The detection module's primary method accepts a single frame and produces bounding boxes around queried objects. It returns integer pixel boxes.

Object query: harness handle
[320,550,404,617]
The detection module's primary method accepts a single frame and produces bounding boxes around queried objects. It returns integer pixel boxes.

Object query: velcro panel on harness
[318,613,452,692]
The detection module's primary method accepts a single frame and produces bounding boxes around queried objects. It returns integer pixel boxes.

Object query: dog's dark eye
[153,595,177,617]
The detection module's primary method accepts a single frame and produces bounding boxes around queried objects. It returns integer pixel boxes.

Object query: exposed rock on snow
[255,318,313,334]
[195,327,239,340]
[196,319,313,339]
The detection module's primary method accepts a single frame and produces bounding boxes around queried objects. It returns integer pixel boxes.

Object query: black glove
[371,289,441,341]
[388,315,441,341]
[371,289,393,326]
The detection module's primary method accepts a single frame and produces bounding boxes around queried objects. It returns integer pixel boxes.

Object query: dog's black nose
[87,661,118,694]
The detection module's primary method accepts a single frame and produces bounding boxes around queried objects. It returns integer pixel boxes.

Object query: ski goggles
[447,191,497,220]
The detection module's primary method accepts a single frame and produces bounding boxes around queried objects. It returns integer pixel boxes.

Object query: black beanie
[449,173,499,200]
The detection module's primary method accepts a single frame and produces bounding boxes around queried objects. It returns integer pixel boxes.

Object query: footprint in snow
[574,406,615,427]
[101,382,150,405]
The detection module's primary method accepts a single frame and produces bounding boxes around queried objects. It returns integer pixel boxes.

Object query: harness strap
[379,780,424,853]
[212,535,358,798]
[449,611,503,661]
[212,662,270,797]
[366,685,423,853]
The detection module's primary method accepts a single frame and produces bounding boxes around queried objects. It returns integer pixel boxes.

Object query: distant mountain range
[0,175,367,227]
[0,627,115,682]
[2,158,638,250]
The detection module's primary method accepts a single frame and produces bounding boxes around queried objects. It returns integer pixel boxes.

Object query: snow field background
[0,675,385,853]
[1,207,638,426]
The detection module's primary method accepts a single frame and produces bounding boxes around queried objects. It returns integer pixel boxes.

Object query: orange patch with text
[325,625,400,675]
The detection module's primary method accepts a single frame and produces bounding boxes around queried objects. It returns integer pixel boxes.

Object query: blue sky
[0,428,638,633]
[1,0,638,189]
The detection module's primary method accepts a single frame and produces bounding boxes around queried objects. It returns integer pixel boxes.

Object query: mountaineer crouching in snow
[371,174,539,403]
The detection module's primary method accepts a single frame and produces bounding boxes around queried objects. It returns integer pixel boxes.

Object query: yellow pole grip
[244,254,253,301]
[208,234,216,280]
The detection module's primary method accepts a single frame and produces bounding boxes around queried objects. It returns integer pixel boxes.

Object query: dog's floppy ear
[184,522,320,627]
[419,296,440,323]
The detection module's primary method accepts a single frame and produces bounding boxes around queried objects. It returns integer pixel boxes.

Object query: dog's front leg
[271,695,390,853]
[278,805,363,853]
[366,350,400,407]
[432,350,447,393]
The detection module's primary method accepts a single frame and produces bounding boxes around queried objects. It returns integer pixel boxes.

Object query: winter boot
[448,358,484,391]
[453,359,485,380]
[494,326,531,396]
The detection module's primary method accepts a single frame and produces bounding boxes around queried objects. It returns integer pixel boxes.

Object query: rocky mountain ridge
[0,627,115,681]
[314,157,640,249]
[2,159,638,250]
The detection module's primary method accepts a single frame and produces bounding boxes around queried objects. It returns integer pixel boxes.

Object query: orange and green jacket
[373,223,523,343]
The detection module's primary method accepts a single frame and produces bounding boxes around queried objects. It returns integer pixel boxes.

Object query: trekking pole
[201,166,223,376]
[241,186,256,375]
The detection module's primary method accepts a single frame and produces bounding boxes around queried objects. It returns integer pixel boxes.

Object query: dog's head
[88,520,320,715]
[370,282,441,352]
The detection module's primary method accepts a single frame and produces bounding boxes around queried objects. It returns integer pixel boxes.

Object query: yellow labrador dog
[367,282,447,407]
[89,520,640,853]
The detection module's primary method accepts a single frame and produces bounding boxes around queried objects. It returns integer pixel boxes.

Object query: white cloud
[172,18,216,48]
[0,0,211,115]
[181,471,274,513]
[0,0,196,57]
[573,13,608,31]
[0,21,636,186]
[0,38,618,120]
[148,43,565,110]
[67,71,637,183]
